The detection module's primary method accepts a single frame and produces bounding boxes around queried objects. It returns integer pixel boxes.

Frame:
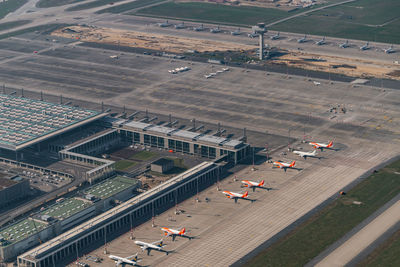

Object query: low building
[151,158,174,173]
[0,175,30,209]
[0,176,139,262]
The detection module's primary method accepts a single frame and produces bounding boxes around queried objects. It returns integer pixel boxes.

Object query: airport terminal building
[117,121,250,164]
[17,162,219,267]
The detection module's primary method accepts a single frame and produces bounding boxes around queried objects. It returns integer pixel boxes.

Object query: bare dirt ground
[273,51,400,80]
[52,25,400,81]
[52,26,256,54]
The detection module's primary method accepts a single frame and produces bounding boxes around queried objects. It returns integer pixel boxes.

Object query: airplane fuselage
[109,255,137,265]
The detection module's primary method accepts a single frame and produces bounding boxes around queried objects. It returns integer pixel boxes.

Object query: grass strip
[246,159,400,267]
[130,151,157,161]
[66,0,123,11]
[0,20,31,32]
[0,0,28,19]
[115,160,136,171]
[36,0,85,8]
[96,0,164,14]
[135,2,293,26]
[0,24,67,40]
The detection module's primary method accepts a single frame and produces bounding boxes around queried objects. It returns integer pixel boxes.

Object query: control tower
[252,23,267,60]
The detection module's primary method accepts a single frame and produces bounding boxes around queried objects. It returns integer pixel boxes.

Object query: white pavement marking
[315,198,400,267]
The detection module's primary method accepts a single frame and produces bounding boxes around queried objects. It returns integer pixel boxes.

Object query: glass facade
[120,129,249,164]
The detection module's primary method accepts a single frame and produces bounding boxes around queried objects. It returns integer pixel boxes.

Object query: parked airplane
[157,20,171,27]
[384,45,395,54]
[270,32,280,40]
[315,36,326,45]
[309,141,333,151]
[161,227,192,241]
[273,161,296,172]
[222,190,249,203]
[293,150,318,159]
[248,32,259,38]
[231,28,241,36]
[297,35,307,43]
[193,24,204,31]
[222,67,230,71]
[174,22,185,29]
[109,253,139,266]
[360,42,370,50]
[204,74,213,79]
[241,180,265,192]
[339,40,349,48]
[210,26,221,33]
[135,240,169,255]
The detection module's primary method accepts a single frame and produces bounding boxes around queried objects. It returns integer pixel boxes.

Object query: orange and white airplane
[273,161,296,172]
[309,140,333,151]
[241,180,265,192]
[222,190,249,203]
[161,227,192,241]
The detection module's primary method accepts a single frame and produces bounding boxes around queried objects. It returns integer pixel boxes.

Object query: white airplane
[384,45,395,54]
[210,26,221,33]
[309,140,333,151]
[222,67,230,71]
[241,180,265,192]
[273,161,296,172]
[339,40,349,48]
[270,32,280,40]
[193,24,204,31]
[315,36,326,45]
[248,32,259,38]
[157,20,171,27]
[168,69,178,74]
[313,81,321,86]
[134,239,169,256]
[110,55,119,59]
[293,150,318,159]
[360,42,370,50]
[222,190,249,203]
[109,253,139,266]
[297,34,307,43]
[161,227,192,241]
[204,74,213,79]
[231,28,241,36]
[174,22,185,29]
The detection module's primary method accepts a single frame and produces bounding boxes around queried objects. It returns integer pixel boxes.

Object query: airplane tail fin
[243,191,249,198]
[259,180,265,187]
[290,161,296,167]
[157,240,164,247]
[179,228,185,235]
[328,141,333,148]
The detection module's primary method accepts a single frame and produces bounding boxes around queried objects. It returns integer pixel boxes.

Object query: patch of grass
[115,160,136,171]
[359,228,400,267]
[0,0,28,19]
[246,159,400,267]
[0,20,31,32]
[36,0,84,8]
[271,0,400,44]
[96,0,164,14]
[130,150,157,161]
[66,0,123,11]
[0,24,67,40]
[135,2,293,26]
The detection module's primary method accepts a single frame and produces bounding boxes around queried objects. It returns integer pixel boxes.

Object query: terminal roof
[0,94,105,151]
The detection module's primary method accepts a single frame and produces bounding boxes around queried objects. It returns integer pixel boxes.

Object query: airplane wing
[115,260,122,267]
